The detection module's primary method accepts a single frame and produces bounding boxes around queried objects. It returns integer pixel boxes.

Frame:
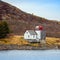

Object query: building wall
[35,30,41,40]
[24,30,46,42]
[41,31,46,40]
[24,31,37,40]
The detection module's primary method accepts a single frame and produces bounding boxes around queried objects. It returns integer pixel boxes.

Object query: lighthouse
[35,25,46,41]
[24,25,46,42]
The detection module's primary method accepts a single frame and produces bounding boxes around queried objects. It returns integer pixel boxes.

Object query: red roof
[39,26,43,30]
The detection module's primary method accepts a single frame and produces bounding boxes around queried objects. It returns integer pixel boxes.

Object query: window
[33,35,35,38]
[28,35,29,37]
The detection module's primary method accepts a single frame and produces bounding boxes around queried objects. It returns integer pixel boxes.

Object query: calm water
[0,50,60,60]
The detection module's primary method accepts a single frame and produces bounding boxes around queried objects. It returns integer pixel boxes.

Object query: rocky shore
[0,44,59,50]
[0,44,45,50]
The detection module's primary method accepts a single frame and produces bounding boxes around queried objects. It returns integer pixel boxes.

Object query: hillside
[0,1,60,37]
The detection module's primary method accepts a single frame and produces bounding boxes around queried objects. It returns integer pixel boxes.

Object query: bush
[0,21,10,38]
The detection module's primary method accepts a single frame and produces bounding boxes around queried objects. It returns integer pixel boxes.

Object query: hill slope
[0,1,60,37]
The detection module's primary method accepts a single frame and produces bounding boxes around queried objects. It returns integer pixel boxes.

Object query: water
[0,50,60,60]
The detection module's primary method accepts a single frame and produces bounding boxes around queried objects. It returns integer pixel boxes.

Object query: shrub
[0,21,10,38]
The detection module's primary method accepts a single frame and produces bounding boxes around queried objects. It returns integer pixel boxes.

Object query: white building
[24,30,37,40]
[24,28,46,42]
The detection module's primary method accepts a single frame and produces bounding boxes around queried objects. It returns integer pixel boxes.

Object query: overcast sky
[2,0,60,21]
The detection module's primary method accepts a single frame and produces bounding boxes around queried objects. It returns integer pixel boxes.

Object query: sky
[2,0,60,21]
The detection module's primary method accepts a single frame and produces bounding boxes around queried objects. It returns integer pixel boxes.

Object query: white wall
[24,31,37,40]
[35,30,41,40]
[35,30,46,40]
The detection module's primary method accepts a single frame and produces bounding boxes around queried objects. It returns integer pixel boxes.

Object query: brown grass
[0,36,60,47]
[46,37,60,47]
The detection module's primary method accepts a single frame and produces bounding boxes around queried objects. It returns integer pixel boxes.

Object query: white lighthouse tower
[35,25,46,42]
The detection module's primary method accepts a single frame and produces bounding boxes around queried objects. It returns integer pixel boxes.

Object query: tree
[0,21,10,38]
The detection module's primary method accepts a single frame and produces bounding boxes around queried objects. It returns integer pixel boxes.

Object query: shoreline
[0,36,60,50]
[0,44,59,50]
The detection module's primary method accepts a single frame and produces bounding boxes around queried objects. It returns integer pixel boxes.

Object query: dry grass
[46,37,60,47]
[0,36,60,47]
[0,35,29,45]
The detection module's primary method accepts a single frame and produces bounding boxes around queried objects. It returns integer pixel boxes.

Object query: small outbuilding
[24,30,37,40]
